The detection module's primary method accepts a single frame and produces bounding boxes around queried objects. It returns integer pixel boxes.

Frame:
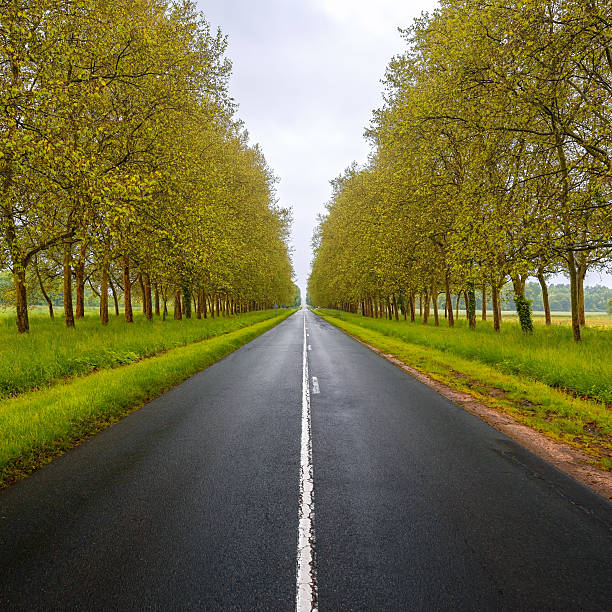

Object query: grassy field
[316,309,611,470]
[0,309,296,487]
[0,308,288,398]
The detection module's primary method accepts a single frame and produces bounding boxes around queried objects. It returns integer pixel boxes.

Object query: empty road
[1,309,611,610]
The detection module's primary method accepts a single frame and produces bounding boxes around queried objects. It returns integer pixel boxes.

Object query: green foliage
[514,294,534,334]
[0,0,294,334]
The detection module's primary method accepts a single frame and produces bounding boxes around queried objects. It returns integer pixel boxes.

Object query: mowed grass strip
[0,308,285,398]
[0,309,296,488]
[317,309,612,405]
[317,311,612,471]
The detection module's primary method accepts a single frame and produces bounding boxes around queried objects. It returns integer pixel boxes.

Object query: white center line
[308,344,312,351]
[296,313,317,612]
[311,377,320,394]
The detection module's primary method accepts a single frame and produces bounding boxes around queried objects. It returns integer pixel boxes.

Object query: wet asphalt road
[1,308,611,611]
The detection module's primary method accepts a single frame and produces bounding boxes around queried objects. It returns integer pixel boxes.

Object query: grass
[0,308,288,398]
[317,310,612,405]
[316,310,612,470]
[0,309,296,488]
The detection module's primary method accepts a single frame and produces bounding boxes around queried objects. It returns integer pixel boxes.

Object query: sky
[197,0,612,294]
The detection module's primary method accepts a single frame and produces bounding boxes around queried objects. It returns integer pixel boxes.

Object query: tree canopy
[308,0,611,340]
[1,0,295,332]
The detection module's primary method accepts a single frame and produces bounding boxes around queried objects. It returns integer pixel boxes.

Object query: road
[1,308,611,611]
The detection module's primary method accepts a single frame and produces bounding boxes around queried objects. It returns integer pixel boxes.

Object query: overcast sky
[197,0,611,293]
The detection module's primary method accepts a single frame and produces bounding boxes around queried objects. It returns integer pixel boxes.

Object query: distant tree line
[1,0,294,333]
[308,0,612,341]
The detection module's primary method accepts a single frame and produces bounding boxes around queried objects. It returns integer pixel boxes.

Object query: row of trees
[1,0,295,333]
[309,0,611,341]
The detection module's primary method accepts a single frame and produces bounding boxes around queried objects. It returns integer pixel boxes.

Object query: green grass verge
[0,309,287,398]
[316,310,612,471]
[316,309,612,405]
[0,309,296,488]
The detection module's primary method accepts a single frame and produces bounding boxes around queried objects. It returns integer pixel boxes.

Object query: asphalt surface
[1,308,611,611]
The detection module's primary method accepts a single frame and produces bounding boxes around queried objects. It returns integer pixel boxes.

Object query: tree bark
[423,290,430,324]
[566,252,581,341]
[99,248,109,326]
[196,291,202,319]
[154,284,160,316]
[143,273,153,321]
[537,271,551,326]
[34,257,54,319]
[14,266,29,332]
[183,284,192,319]
[466,282,476,329]
[63,241,75,328]
[75,242,86,318]
[481,282,487,320]
[492,283,500,332]
[110,278,119,316]
[173,289,182,320]
[445,273,454,328]
[577,258,587,326]
[432,284,439,326]
[123,255,133,323]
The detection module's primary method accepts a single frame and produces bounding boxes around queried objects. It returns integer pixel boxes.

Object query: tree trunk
[445,273,454,328]
[99,249,109,326]
[143,273,153,321]
[63,241,75,328]
[512,274,533,333]
[203,293,208,318]
[174,289,182,320]
[196,291,202,319]
[566,252,581,342]
[455,291,461,319]
[34,257,54,319]
[491,284,500,332]
[75,242,86,318]
[183,284,192,319]
[109,278,119,316]
[423,290,430,324]
[481,282,487,321]
[138,274,146,314]
[123,255,133,323]
[431,284,439,326]
[409,293,415,322]
[466,282,476,329]
[14,266,30,333]
[577,260,587,326]
[537,271,551,326]
[154,284,160,316]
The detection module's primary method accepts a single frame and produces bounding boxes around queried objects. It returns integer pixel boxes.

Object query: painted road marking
[308,344,312,351]
[311,377,320,394]
[296,313,317,611]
